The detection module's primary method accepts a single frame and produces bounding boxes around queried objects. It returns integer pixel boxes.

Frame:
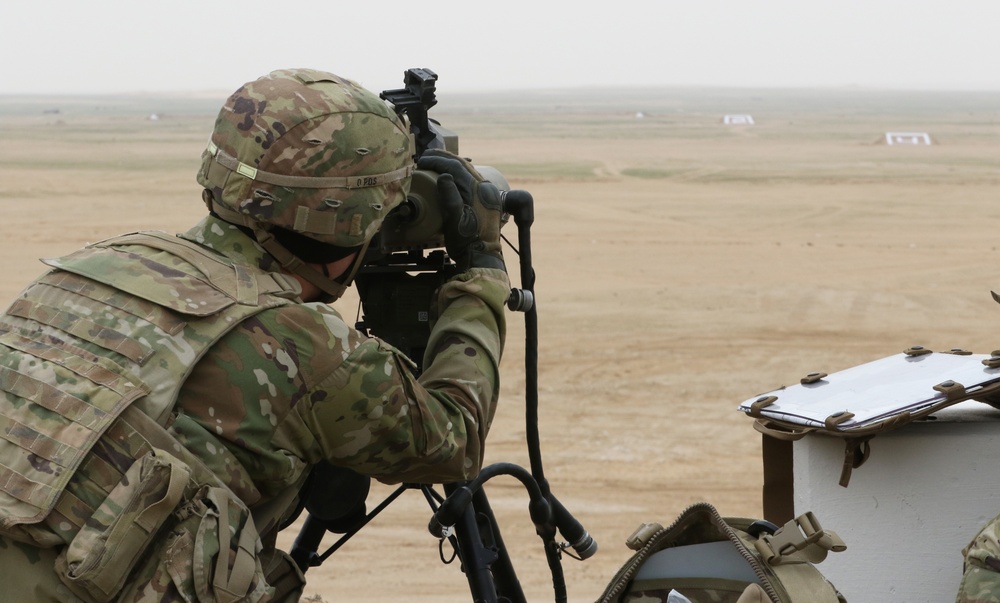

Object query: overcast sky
[5,0,999,96]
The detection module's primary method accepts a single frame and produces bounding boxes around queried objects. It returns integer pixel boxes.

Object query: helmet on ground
[197,68,415,299]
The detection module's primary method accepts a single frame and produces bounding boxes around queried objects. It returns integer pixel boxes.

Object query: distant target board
[885,132,932,145]
[723,114,754,125]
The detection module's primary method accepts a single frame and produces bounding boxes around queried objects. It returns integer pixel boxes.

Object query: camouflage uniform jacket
[0,215,508,548]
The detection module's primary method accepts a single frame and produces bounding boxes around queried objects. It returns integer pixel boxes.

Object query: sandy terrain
[1,87,998,601]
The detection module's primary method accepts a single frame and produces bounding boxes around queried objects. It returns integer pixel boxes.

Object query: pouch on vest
[116,485,273,603]
[0,231,298,535]
[596,502,847,603]
[54,448,191,602]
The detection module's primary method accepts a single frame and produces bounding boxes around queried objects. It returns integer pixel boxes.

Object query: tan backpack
[596,502,847,603]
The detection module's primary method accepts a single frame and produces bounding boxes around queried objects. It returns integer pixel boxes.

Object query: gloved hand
[417,149,506,272]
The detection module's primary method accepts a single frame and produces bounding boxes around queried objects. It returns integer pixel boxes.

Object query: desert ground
[1,86,998,602]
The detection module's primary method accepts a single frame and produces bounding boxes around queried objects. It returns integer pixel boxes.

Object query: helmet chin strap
[253,227,368,303]
[203,191,367,303]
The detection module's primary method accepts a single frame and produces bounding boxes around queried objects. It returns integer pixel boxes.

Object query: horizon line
[4,82,1000,98]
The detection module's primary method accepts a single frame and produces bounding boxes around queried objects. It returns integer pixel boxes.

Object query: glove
[417,149,506,272]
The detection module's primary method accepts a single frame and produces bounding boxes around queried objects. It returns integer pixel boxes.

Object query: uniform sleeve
[301,267,509,483]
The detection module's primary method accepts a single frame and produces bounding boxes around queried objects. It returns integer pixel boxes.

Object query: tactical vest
[0,231,300,532]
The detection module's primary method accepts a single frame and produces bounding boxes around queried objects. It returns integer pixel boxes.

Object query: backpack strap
[754,511,847,565]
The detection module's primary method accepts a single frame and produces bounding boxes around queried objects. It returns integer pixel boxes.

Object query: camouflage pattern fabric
[114,485,273,603]
[172,216,507,489]
[197,69,415,248]
[0,215,508,601]
[957,514,1000,602]
[0,224,299,540]
[0,535,87,602]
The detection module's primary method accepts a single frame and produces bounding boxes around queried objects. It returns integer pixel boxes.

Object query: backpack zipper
[597,502,783,603]
[702,504,784,603]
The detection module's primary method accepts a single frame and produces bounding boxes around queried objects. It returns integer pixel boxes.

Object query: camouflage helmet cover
[197,68,415,248]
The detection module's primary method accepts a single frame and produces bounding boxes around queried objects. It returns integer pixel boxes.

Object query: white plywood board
[739,352,1000,430]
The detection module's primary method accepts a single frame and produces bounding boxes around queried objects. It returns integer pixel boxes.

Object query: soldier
[0,68,508,602]
[957,518,1000,602]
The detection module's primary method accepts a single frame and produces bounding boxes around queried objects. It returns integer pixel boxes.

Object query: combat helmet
[197,68,415,300]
